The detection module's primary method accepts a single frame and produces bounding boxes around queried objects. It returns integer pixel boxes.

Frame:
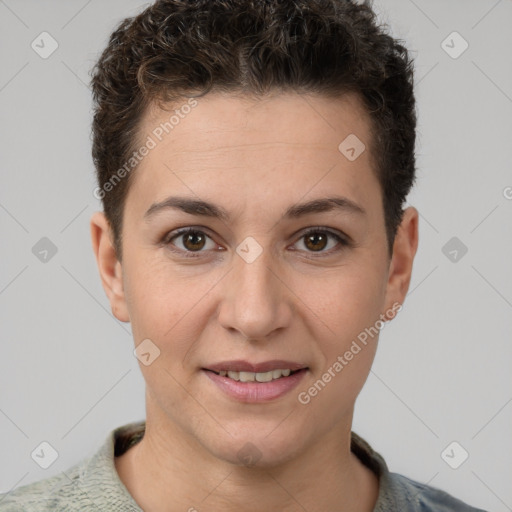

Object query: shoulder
[386,472,488,512]
[350,432,487,512]
[0,421,145,512]
[0,461,84,511]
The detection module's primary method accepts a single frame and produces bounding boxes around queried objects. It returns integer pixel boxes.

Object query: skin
[91,91,418,512]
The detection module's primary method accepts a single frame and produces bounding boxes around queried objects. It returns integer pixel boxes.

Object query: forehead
[126,91,381,224]
[140,91,373,156]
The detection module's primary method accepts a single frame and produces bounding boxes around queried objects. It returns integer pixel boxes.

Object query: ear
[90,211,130,323]
[382,206,419,319]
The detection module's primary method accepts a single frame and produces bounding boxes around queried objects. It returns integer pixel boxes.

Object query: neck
[115,406,379,512]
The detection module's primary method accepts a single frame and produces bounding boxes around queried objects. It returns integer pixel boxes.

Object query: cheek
[295,260,387,394]
[295,268,385,415]
[122,257,217,411]
[300,262,387,341]
[121,253,210,342]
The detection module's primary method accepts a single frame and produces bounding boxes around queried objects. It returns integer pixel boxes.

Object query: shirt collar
[84,421,411,512]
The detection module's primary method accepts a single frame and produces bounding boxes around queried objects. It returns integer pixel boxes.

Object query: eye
[166,228,218,254]
[293,228,348,254]
[163,226,349,258]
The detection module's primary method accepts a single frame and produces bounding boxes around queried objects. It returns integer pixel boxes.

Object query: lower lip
[203,369,307,403]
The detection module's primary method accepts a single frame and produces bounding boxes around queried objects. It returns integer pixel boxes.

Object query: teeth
[218,369,295,382]
[272,369,282,379]
[240,371,256,382]
[255,371,273,382]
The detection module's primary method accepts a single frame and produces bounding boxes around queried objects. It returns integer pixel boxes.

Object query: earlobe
[90,211,130,323]
[383,207,419,319]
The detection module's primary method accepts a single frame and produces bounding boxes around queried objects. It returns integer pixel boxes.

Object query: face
[92,91,417,467]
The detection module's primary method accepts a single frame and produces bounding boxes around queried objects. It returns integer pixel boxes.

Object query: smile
[211,369,298,382]
[202,362,308,402]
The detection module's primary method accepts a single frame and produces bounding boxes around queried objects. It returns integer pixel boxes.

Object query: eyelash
[163,226,350,259]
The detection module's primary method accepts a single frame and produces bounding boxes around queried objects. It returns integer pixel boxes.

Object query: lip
[202,367,308,403]
[204,360,307,373]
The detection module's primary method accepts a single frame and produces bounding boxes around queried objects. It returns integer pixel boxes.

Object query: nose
[217,246,293,341]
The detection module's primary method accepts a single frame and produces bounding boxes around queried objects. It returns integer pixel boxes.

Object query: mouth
[202,360,309,402]
[204,368,304,382]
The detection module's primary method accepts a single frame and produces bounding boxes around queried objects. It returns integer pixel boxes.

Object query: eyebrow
[144,195,366,222]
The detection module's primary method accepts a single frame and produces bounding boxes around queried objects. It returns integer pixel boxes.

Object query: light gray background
[1,1,511,510]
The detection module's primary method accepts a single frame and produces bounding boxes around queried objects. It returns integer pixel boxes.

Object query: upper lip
[204,360,308,373]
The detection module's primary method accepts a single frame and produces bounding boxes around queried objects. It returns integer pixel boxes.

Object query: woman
[0,0,486,510]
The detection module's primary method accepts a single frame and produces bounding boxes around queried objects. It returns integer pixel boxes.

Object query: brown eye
[293,228,347,254]
[304,232,328,251]
[167,229,217,253]
[182,231,206,251]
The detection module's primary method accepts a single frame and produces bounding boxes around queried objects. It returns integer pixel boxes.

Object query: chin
[202,425,307,469]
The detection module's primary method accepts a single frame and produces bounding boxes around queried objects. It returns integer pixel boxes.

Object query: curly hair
[91,0,416,259]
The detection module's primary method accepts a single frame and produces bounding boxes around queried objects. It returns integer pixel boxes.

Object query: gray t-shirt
[0,421,487,511]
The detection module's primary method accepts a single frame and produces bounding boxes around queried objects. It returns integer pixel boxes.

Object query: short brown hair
[91,0,416,259]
